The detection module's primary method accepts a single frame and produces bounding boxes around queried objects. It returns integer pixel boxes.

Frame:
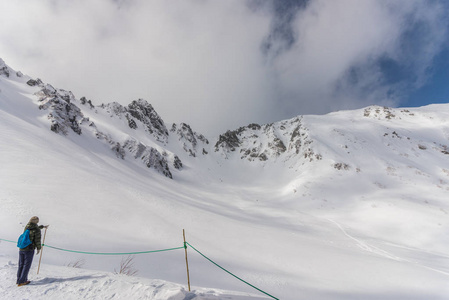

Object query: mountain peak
[127,99,169,143]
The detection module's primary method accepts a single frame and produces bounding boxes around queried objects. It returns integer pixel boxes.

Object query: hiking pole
[37,226,48,274]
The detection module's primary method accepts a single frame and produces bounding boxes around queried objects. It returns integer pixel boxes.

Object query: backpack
[17,229,32,249]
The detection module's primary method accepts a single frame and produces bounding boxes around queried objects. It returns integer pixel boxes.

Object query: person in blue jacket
[17,216,49,286]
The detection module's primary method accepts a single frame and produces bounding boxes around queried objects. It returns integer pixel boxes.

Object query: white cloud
[271,0,448,114]
[0,0,447,136]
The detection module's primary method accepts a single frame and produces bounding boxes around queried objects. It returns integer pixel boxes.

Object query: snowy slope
[0,256,261,300]
[1,58,449,300]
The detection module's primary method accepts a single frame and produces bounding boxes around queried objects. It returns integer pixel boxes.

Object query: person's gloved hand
[36,249,40,255]
[43,225,49,229]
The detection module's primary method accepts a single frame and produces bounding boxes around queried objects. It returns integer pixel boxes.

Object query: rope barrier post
[37,226,48,275]
[183,229,191,291]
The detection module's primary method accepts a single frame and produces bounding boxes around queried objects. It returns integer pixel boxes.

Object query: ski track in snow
[324,218,404,261]
[325,218,449,276]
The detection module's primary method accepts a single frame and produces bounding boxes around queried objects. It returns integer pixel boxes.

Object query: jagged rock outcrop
[124,139,173,178]
[27,78,44,87]
[127,99,169,143]
[102,102,127,116]
[214,117,322,163]
[171,123,209,157]
[79,97,95,109]
[0,60,23,79]
[37,84,84,135]
[215,130,242,153]
[363,106,397,120]
[27,80,180,178]
[98,102,139,130]
[0,58,10,78]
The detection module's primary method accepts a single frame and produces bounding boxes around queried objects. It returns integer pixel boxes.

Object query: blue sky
[0,0,448,135]
[405,49,449,107]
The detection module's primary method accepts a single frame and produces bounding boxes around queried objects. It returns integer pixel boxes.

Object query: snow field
[0,255,265,300]
[1,60,449,299]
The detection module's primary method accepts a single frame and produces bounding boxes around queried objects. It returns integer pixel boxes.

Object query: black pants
[17,250,34,284]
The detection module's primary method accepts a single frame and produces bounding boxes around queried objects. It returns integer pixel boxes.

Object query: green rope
[186,242,279,300]
[43,244,185,255]
[4,236,279,299]
[1,236,184,255]
[0,238,15,243]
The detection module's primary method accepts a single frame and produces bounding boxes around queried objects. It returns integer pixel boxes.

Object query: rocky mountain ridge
[1,58,449,183]
[1,58,213,179]
[214,117,321,164]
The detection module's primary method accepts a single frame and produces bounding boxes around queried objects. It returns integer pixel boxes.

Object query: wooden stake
[183,229,191,291]
[37,227,48,275]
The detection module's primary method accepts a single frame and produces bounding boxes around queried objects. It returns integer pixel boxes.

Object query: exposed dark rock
[269,138,286,154]
[334,163,350,170]
[27,79,38,86]
[0,63,9,77]
[26,78,43,86]
[141,148,172,178]
[37,86,83,135]
[80,97,95,109]
[364,106,397,120]
[215,130,241,152]
[112,142,125,159]
[173,155,183,170]
[126,114,137,129]
[43,84,57,96]
[128,99,168,143]
[105,102,127,116]
[124,139,173,178]
[214,117,320,163]
[247,123,261,130]
[258,153,268,161]
[172,123,209,157]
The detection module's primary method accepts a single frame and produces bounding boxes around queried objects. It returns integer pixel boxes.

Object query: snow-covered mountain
[24,73,207,179]
[1,58,449,300]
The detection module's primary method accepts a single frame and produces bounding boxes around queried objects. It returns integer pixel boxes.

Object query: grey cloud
[0,0,447,136]
[270,0,449,115]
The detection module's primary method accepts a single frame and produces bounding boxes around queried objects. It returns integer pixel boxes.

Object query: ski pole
[37,226,48,274]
